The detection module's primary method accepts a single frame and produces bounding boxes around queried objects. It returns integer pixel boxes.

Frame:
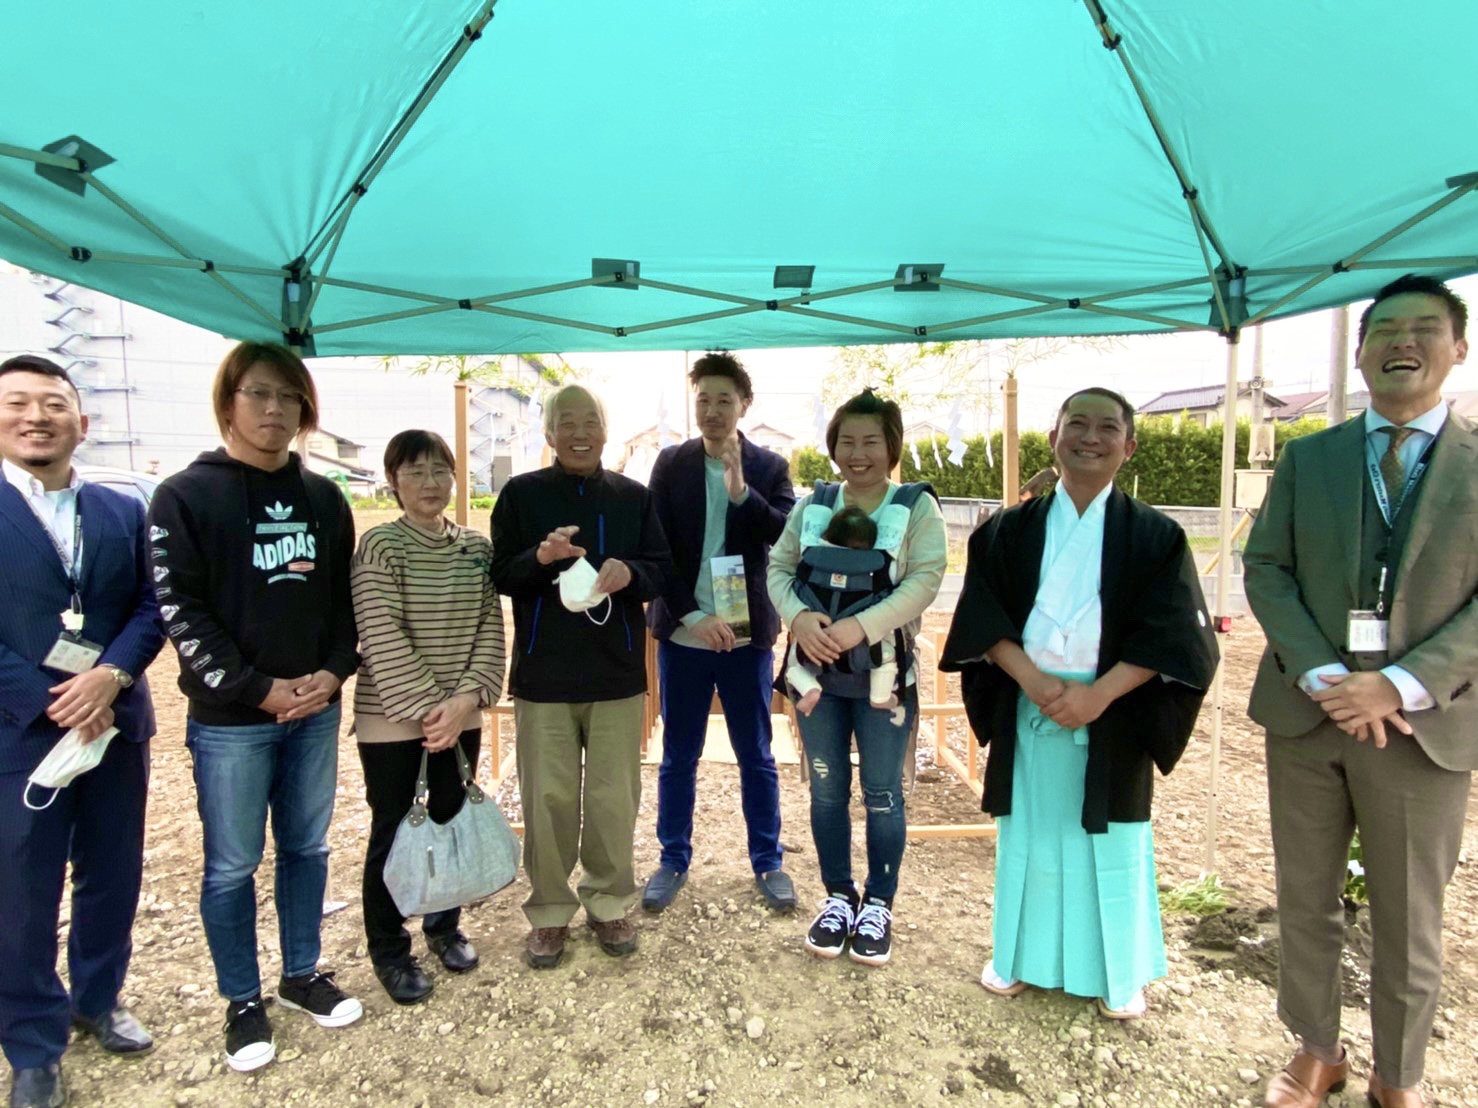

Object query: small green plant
[1344,833,1367,904]
[1158,874,1231,917]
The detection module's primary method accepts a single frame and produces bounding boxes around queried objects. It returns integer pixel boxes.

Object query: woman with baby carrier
[766,389,947,966]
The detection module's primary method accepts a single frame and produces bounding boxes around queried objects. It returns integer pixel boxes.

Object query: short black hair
[1056,387,1135,440]
[0,354,80,401]
[688,350,753,402]
[1357,273,1468,345]
[384,429,455,508]
[825,388,904,470]
[821,506,878,550]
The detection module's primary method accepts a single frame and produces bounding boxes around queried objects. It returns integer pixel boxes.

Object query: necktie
[1378,425,1416,510]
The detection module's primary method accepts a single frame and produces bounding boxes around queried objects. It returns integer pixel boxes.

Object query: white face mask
[557,557,612,623]
[24,727,118,810]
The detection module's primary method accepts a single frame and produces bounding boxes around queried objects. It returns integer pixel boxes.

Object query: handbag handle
[411,739,486,821]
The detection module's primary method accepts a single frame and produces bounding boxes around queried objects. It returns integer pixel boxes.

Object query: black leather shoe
[642,866,688,913]
[755,869,798,913]
[9,1063,65,1108]
[425,930,479,973]
[374,959,434,1005]
[70,1007,154,1056]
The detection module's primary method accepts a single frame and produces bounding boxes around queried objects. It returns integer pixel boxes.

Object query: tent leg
[1205,332,1241,875]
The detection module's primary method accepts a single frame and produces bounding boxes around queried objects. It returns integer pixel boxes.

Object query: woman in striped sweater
[350,430,506,1005]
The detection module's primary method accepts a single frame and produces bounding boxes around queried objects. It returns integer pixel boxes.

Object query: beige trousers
[514,693,645,928]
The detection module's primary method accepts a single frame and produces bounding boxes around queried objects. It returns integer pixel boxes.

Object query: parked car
[77,465,161,507]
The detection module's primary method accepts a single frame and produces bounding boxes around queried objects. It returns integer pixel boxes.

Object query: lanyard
[1367,434,1437,528]
[29,498,84,602]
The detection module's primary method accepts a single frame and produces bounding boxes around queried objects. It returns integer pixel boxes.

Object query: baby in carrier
[784,506,901,719]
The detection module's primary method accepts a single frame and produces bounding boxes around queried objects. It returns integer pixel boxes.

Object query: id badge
[43,633,104,675]
[1346,609,1389,653]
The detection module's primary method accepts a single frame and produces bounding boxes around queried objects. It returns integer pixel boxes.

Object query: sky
[561,272,1478,446]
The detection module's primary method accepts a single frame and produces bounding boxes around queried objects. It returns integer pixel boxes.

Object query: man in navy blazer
[0,356,165,1108]
[644,352,798,913]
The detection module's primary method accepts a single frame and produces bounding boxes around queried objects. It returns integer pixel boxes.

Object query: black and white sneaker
[223,996,275,1073]
[804,894,857,959]
[849,901,893,966]
[276,970,363,1028]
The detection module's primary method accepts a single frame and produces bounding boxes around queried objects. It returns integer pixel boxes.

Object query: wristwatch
[104,665,134,689]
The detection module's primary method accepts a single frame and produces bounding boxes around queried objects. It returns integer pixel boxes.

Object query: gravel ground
[49,590,1478,1107]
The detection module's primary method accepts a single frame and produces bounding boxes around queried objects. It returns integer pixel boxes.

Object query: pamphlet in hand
[710,555,752,646]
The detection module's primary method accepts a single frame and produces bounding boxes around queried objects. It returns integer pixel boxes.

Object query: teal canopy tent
[4,0,1476,865]
[2,0,1476,356]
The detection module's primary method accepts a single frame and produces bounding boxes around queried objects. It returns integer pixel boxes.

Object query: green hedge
[789,417,1327,506]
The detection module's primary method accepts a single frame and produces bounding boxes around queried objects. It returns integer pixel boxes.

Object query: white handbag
[382,741,521,916]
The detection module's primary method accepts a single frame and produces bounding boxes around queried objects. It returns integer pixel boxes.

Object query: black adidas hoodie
[146,448,358,725]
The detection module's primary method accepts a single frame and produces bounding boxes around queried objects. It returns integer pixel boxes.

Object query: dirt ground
[53,605,1478,1108]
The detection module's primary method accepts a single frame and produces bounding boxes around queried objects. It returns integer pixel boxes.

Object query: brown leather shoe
[587,915,639,957]
[1263,1049,1350,1107]
[1367,1071,1427,1107]
[525,926,568,970]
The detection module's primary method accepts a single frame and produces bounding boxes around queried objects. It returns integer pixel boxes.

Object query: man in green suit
[1245,274,1475,1108]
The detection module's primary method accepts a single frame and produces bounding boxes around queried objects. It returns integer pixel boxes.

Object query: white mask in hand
[24,726,119,810]
[558,557,612,624]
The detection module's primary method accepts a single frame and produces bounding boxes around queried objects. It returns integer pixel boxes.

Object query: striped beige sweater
[350,517,506,743]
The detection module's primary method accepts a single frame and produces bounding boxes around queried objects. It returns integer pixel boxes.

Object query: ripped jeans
[797,686,917,903]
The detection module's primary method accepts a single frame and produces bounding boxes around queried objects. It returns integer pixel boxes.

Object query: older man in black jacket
[491,384,672,970]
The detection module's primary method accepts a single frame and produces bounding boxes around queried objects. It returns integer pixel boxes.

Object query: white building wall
[0,263,464,480]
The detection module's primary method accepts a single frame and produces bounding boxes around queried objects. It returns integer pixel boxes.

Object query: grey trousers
[515,694,645,929]
[1266,720,1471,1087]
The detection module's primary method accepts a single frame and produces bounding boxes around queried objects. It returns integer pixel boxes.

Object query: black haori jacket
[940,487,1219,832]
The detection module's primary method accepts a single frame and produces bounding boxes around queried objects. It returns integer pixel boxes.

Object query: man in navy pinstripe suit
[0,356,164,1108]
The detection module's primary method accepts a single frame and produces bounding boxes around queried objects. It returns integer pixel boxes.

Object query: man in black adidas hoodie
[491,384,671,970]
[146,343,361,1075]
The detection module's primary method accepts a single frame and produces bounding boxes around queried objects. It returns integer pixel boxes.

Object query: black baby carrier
[781,480,936,701]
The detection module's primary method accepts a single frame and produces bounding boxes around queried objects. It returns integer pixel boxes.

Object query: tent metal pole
[631,276,765,307]
[1205,330,1241,875]
[80,172,281,330]
[0,143,81,171]
[926,301,1069,334]
[934,278,1058,305]
[1082,0,1237,275]
[621,303,767,336]
[83,252,288,279]
[300,0,499,268]
[780,305,921,336]
[0,199,73,255]
[1078,303,1218,331]
[1244,181,1478,327]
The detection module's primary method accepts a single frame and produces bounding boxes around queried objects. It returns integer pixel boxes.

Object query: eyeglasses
[399,465,453,484]
[236,385,305,409]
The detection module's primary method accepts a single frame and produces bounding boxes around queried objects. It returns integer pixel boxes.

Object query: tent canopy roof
[3,1,1476,356]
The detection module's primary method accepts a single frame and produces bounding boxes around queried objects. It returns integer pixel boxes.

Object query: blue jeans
[795,687,916,903]
[186,704,339,1002]
[656,642,783,874]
